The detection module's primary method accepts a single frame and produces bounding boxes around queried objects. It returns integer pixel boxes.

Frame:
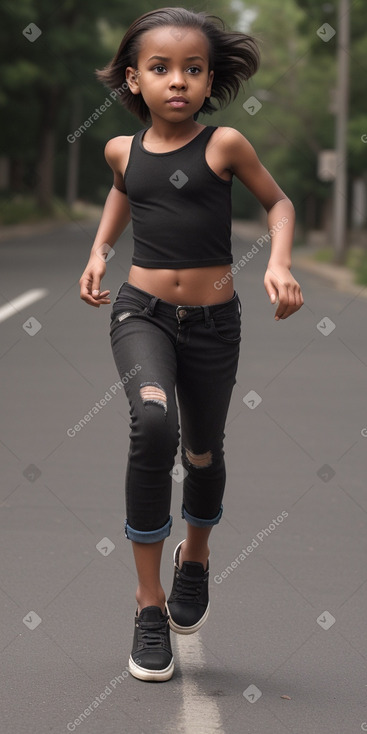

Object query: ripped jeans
[109,281,242,543]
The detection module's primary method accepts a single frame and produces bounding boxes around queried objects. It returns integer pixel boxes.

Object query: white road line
[176,632,225,733]
[0,288,49,323]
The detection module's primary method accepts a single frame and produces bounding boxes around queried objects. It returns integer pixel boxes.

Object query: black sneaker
[166,540,209,635]
[128,606,174,681]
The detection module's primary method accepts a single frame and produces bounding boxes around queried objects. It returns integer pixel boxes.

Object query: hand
[264,264,304,320]
[79,256,111,308]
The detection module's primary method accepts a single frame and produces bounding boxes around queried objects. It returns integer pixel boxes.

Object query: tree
[0,0,245,210]
[1,0,128,209]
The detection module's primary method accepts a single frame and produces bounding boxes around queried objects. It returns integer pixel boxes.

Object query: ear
[126,67,141,95]
[206,69,214,98]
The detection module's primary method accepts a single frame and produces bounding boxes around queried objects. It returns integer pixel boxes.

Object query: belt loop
[203,305,211,327]
[146,296,159,316]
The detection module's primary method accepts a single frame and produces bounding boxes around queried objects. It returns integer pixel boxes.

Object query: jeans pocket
[109,304,148,337]
[210,308,241,344]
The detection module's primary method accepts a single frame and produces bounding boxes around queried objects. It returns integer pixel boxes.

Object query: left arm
[223,128,304,321]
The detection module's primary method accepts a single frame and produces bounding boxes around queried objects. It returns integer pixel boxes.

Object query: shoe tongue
[180,560,204,577]
[138,606,165,622]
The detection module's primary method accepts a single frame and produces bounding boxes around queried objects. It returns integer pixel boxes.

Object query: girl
[79,6,303,682]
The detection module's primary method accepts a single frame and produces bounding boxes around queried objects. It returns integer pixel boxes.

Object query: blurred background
[1,0,366,274]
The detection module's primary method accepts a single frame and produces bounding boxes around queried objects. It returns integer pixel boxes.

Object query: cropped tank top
[123,125,233,269]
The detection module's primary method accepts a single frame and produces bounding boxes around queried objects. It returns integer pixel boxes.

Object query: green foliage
[0,0,366,224]
[347,247,367,286]
[314,246,333,262]
[313,244,367,285]
[226,0,367,223]
[0,193,85,224]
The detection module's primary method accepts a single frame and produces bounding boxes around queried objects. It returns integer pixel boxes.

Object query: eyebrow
[147,55,205,62]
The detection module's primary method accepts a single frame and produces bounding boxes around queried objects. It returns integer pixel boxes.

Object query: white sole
[128,655,174,681]
[167,601,210,635]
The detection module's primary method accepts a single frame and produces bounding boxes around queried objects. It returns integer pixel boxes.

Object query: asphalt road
[1,218,367,734]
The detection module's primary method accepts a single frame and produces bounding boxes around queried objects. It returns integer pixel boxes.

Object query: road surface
[1,218,366,733]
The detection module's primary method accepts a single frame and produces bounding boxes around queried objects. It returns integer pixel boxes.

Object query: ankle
[136,586,166,615]
[179,540,209,570]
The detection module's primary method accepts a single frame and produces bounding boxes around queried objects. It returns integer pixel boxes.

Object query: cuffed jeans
[109,281,242,543]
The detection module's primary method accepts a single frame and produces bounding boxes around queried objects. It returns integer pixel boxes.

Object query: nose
[169,69,187,89]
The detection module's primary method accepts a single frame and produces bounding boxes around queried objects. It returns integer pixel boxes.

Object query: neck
[145,115,203,143]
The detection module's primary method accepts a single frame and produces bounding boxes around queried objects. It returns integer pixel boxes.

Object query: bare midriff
[127,264,234,306]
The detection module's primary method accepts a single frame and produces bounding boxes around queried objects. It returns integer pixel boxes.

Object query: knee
[139,382,168,415]
[135,381,179,456]
[183,447,213,469]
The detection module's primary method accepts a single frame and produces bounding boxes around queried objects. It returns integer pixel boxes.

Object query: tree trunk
[9,159,24,191]
[35,87,61,210]
[66,92,83,208]
[322,196,333,243]
[304,193,317,231]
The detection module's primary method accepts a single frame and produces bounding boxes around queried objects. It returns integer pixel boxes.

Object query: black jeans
[109,281,242,543]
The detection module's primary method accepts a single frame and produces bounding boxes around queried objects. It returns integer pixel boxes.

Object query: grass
[312,244,367,286]
[0,195,92,226]
[346,247,367,286]
[314,246,334,263]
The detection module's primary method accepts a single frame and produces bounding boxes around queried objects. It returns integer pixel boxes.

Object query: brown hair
[95,6,260,123]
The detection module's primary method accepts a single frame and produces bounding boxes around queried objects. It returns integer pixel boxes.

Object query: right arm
[79,138,131,307]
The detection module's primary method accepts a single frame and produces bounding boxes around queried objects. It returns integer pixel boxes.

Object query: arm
[79,138,131,308]
[224,128,303,320]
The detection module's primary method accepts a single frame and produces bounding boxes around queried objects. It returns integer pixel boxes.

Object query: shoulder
[213,126,257,158]
[212,126,262,176]
[104,135,133,166]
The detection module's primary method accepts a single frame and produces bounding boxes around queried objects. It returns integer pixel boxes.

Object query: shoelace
[137,619,168,648]
[172,571,203,602]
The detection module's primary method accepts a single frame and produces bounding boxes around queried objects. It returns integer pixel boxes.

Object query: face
[126,26,214,122]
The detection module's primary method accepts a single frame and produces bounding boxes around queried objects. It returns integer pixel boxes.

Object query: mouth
[167,97,189,108]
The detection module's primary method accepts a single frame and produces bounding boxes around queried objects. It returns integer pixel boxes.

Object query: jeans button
[177,308,187,318]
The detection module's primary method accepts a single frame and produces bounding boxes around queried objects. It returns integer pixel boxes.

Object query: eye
[153,65,166,74]
[187,66,201,74]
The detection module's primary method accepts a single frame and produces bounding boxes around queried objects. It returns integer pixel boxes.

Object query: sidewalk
[0,203,102,242]
[291,246,367,300]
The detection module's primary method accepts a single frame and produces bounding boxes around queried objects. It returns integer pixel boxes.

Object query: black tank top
[123,126,233,269]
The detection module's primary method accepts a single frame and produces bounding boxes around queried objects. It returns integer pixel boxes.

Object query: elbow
[269,196,295,218]
[285,196,295,215]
